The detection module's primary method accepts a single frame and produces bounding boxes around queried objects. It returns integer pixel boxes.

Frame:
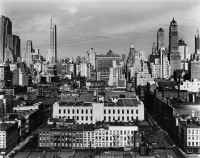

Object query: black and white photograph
[0,0,200,157]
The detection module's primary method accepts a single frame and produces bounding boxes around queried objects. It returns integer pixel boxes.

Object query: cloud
[67,6,79,15]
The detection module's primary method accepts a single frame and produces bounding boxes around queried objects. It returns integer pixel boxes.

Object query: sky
[0,0,200,59]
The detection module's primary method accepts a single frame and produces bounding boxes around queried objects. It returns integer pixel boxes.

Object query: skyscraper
[169,17,179,53]
[87,48,96,70]
[157,28,164,52]
[47,16,57,63]
[6,34,20,62]
[22,40,34,68]
[0,15,12,62]
[195,29,200,54]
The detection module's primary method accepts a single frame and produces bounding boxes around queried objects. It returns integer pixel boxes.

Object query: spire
[51,13,52,25]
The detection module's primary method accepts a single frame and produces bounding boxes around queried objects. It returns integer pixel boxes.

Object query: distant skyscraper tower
[157,28,164,51]
[195,29,200,54]
[6,34,20,62]
[87,48,96,70]
[23,40,34,68]
[0,15,12,62]
[169,18,179,53]
[47,15,57,63]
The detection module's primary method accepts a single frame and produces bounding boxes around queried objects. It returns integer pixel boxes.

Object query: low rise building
[38,122,138,149]
[178,117,200,154]
[0,122,18,155]
[53,97,144,124]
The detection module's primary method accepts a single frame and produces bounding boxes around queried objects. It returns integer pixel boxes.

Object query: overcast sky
[1,0,200,59]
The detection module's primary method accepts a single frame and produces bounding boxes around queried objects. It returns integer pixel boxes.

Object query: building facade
[22,40,34,68]
[0,15,12,62]
[47,17,57,63]
[195,29,200,54]
[169,18,179,53]
[53,98,144,124]
[87,48,96,70]
[96,50,120,82]
[38,122,138,149]
[189,61,200,81]
[157,28,164,51]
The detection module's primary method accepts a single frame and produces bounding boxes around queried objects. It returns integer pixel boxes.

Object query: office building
[195,29,200,54]
[108,60,126,87]
[0,16,12,62]
[22,40,34,68]
[12,62,31,86]
[47,16,57,63]
[170,52,181,76]
[157,28,164,51]
[96,50,120,81]
[86,48,96,70]
[169,18,179,53]
[5,34,20,62]
[0,63,12,87]
[178,39,189,61]
[189,61,200,81]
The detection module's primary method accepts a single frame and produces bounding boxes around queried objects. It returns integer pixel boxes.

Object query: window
[68,109,70,114]
[127,116,129,121]
[113,110,115,114]
[77,116,79,120]
[122,116,124,121]
[109,110,111,114]
[63,109,66,114]
[127,110,129,114]
[131,110,133,114]
[122,110,124,114]
[91,116,92,120]
[82,109,84,114]
[86,116,88,120]
[73,109,74,114]
[104,110,106,114]
[91,109,92,114]
[82,116,84,120]
[59,109,61,114]
[136,110,138,114]
[77,109,79,114]
[86,110,88,114]
[104,116,106,120]
[113,116,115,121]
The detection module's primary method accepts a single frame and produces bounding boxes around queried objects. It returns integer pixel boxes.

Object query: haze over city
[0,0,200,59]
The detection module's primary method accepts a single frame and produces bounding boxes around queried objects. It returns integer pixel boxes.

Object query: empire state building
[47,16,57,63]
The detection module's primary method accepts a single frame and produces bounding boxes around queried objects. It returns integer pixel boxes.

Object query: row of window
[59,109,92,114]
[104,116,138,121]
[39,141,128,148]
[188,135,200,140]
[104,109,138,114]
[188,129,200,134]
[58,109,139,115]
[188,141,200,146]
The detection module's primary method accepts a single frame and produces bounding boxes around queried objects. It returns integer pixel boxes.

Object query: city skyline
[0,0,200,59]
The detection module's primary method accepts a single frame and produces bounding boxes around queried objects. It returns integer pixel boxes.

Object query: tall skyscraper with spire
[157,28,164,52]
[169,17,178,53]
[195,29,200,54]
[169,18,181,76]
[47,15,57,63]
[0,15,12,62]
